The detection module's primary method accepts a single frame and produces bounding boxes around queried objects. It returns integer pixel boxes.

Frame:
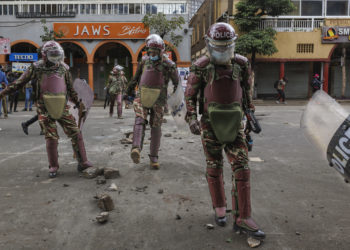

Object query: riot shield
[167,80,189,132]
[68,78,94,130]
[301,90,350,182]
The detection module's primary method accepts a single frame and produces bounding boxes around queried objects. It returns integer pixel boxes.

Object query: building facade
[0,0,191,99]
[190,0,350,98]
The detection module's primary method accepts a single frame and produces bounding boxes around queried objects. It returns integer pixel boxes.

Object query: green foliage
[40,19,64,42]
[142,13,185,48]
[235,28,277,56]
[233,0,294,67]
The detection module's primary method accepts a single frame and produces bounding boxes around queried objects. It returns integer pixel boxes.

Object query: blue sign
[9,53,38,62]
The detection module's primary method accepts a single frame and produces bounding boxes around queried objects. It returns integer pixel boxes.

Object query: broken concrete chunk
[104,168,120,179]
[82,167,104,179]
[247,237,261,248]
[120,138,133,144]
[97,194,115,211]
[206,224,214,229]
[96,212,109,224]
[164,133,172,137]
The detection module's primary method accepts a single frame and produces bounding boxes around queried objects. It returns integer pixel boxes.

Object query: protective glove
[189,119,201,135]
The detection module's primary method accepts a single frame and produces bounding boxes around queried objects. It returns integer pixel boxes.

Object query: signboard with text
[10,53,38,62]
[12,62,31,72]
[322,26,350,43]
[0,38,10,54]
[54,22,150,40]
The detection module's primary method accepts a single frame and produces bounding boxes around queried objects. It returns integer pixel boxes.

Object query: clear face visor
[207,38,235,64]
[46,48,64,64]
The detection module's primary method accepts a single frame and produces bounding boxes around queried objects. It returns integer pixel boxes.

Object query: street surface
[0,103,349,250]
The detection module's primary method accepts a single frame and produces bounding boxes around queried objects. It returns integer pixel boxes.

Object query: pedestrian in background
[23,79,33,111]
[7,72,19,113]
[311,73,322,94]
[275,76,287,104]
[0,65,9,118]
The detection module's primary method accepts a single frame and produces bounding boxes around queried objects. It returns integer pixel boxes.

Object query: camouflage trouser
[37,104,80,151]
[133,97,164,128]
[109,92,122,115]
[200,116,249,208]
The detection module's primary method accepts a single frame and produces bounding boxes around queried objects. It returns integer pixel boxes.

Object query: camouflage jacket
[107,74,127,95]
[127,54,179,105]
[185,54,253,122]
[5,60,78,106]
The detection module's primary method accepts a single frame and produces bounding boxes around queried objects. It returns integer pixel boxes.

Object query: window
[9,5,13,15]
[91,4,96,14]
[129,4,135,14]
[124,4,128,14]
[3,5,7,15]
[14,5,18,14]
[301,0,322,16]
[288,0,301,15]
[80,4,85,14]
[135,4,141,14]
[146,4,151,14]
[35,5,40,13]
[327,0,348,16]
[102,4,106,14]
[297,43,314,53]
[86,4,90,14]
[0,6,2,15]
[119,4,124,14]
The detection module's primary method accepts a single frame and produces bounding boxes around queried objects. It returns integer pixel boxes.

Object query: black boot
[21,115,39,135]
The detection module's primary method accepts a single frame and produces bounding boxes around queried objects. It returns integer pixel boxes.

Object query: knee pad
[135,116,146,125]
[206,167,223,178]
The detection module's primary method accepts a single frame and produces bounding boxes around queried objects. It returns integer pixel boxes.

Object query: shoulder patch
[193,55,210,68]
[234,54,249,66]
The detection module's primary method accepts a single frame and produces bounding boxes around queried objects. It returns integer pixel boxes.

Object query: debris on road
[120,138,133,144]
[225,238,232,243]
[175,214,181,220]
[96,177,107,185]
[104,167,120,179]
[206,224,214,229]
[247,237,261,248]
[164,133,172,137]
[82,167,104,179]
[133,186,148,192]
[107,183,118,191]
[158,189,164,194]
[63,184,69,187]
[96,194,115,211]
[96,212,109,224]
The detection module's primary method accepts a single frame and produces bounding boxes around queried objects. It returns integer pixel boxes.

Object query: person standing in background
[0,65,9,118]
[23,79,33,111]
[275,77,287,104]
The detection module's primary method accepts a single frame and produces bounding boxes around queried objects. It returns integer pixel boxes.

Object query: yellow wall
[256,29,335,60]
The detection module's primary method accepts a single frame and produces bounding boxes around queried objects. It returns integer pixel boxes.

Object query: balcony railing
[16,11,76,18]
[258,17,324,32]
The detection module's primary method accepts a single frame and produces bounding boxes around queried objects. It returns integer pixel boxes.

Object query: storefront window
[0,6,2,15]
[327,0,348,16]
[301,0,322,16]
[135,3,141,14]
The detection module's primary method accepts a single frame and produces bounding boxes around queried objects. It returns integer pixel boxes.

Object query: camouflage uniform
[1,60,93,176]
[185,54,262,232]
[107,73,127,117]
[127,54,179,166]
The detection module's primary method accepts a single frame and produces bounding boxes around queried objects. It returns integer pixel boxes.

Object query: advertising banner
[12,62,31,72]
[322,26,350,43]
[0,38,10,54]
[10,53,38,62]
[177,67,189,91]
[54,22,149,39]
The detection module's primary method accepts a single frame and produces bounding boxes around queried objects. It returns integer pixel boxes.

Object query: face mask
[150,55,159,61]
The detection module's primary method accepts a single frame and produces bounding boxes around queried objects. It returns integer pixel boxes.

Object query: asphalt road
[0,103,349,250]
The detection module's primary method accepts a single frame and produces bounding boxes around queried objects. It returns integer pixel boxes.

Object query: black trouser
[9,92,19,112]
[277,89,285,102]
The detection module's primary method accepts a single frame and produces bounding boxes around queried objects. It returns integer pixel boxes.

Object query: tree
[234,0,295,71]
[40,19,64,42]
[142,13,185,49]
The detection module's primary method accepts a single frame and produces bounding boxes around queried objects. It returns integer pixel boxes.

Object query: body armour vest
[40,72,67,120]
[139,62,165,108]
[204,64,243,144]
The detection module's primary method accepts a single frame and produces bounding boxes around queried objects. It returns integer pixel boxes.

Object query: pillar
[323,62,330,93]
[279,61,285,79]
[88,61,94,91]
[132,61,138,75]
